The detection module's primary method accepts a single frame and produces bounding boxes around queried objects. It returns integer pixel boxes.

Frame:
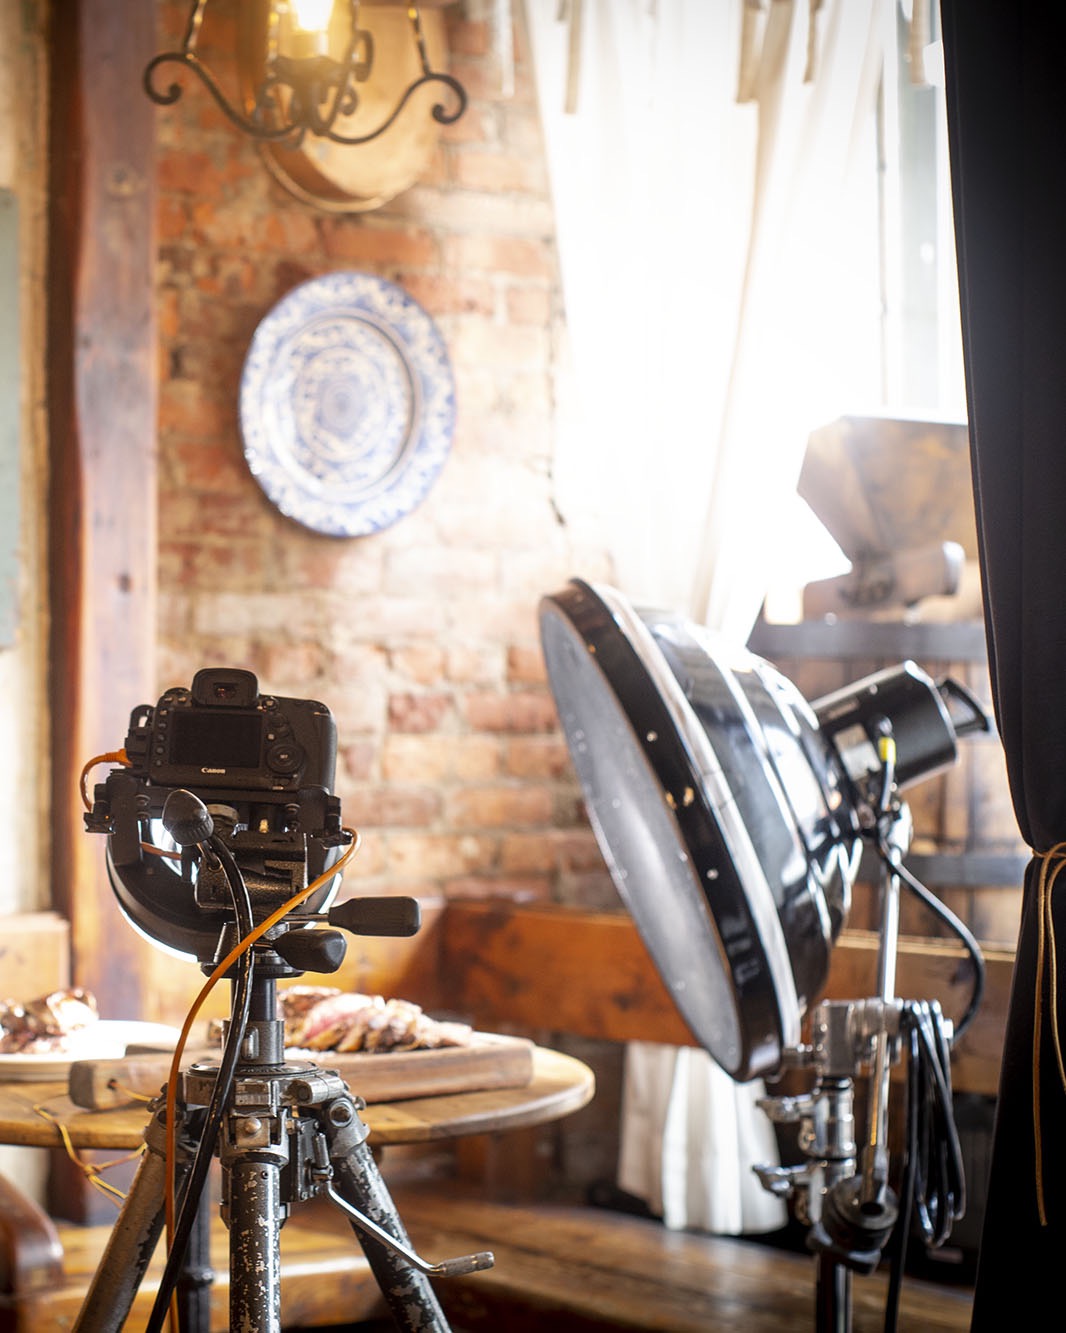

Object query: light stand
[537,579,983,1333]
[756,800,915,1333]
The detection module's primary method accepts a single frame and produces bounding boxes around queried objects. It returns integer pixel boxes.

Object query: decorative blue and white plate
[239,272,455,537]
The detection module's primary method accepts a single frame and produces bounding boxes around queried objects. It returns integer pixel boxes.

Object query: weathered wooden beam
[47,0,158,1014]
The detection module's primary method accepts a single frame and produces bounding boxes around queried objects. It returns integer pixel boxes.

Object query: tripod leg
[325,1114,451,1333]
[177,1183,214,1332]
[227,1152,284,1332]
[73,1111,170,1333]
[75,1105,214,1333]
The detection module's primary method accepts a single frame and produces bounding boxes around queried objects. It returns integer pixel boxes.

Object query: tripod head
[84,667,416,970]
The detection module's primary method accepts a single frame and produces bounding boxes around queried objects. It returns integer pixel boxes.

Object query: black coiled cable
[866,824,975,1332]
[145,837,255,1333]
[882,998,967,1332]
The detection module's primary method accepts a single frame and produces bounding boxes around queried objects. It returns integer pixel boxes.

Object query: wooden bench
[0,901,1010,1329]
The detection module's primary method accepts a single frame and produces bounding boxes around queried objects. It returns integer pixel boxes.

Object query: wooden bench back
[327,899,1011,1099]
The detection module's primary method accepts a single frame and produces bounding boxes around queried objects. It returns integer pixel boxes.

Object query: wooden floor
[2,1182,975,1332]
[390,1186,975,1333]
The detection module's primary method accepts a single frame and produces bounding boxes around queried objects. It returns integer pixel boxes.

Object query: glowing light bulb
[291,0,334,30]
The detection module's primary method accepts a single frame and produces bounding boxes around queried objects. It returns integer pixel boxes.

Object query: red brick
[158,149,227,197]
[556,872,618,909]
[443,234,554,279]
[388,692,454,733]
[446,644,504,686]
[440,104,494,145]
[506,284,553,326]
[258,640,327,690]
[159,538,267,590]
[379,736,442,783]
[319,222,440,267]
[158,287,181,340]
[450,54,534,105]
[169,441,247,490]
[452,737,504,780]
[448,318,550,372]
[448,18,492,58]
[148,0,615,917]
[463,691,558,733]
[556,830,606,872]
[388,833,497,879]
[340,740,378,783]
[399,272,495,317]
[505,736,573,780]
[160,488,274,543]
[452,149,547,194]
[506,645,546,685]
[157,383,232,440]
[390,644,446,686]
[158,195,192,243]
[344,786,441,828]
[446,785,553,828]
[499,832,555,874]
[443,875,550,902]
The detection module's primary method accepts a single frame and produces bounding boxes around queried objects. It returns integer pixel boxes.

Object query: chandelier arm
[143,51,306,144]
[325,72,468,145]
[182,0,209,52]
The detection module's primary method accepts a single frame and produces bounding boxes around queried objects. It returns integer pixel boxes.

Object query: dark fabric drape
[941,1,1066,1324]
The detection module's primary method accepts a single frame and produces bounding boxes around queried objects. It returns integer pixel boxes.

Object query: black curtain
[941,1,1066,1325]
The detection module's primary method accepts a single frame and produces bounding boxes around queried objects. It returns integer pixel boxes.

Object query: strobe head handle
[328,896,422,938]
[162,788,216,847]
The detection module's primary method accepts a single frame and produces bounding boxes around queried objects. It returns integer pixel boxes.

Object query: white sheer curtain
[529,0,891,1233]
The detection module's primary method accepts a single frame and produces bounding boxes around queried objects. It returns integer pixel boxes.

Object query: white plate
[239,272,456,537]
[0,1021,180,1082]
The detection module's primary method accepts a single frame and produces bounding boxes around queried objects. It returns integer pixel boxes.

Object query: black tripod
[71,970,491,1332]
[73,793,492,1333]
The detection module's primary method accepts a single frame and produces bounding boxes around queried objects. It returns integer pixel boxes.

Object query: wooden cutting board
[67,1033,535,1111]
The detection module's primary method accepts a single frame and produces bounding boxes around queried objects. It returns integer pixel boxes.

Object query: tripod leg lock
[325,1185,495,1277]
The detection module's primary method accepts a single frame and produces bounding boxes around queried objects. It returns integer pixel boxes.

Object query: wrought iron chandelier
[144,0,468,147]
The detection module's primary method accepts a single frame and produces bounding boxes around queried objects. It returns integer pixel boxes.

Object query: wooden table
[0,1046,596,1332]
[0,1046,594,1151]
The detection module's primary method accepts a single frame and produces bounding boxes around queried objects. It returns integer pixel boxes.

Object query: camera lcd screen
[170,710,263,770]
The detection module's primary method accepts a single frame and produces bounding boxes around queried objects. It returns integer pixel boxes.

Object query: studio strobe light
[539,579,987,1332]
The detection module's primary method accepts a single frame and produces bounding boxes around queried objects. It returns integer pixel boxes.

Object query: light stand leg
[815,1253,852,1333]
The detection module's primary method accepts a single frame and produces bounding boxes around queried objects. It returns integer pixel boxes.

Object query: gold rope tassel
[1034,843,1066,1224]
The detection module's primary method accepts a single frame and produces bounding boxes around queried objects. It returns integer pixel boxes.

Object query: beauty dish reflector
[538,580,987,1083]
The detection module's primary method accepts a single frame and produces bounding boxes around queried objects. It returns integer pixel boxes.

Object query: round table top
[0,1046,594,1150]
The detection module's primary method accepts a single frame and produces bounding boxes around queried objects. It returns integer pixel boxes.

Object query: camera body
[85,668,345,963]
[122,667,337,796]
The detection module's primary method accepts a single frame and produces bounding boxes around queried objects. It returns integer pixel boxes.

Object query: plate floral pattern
[239,272,455,537]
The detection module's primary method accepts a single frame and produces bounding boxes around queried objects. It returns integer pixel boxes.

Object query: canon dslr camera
[85,668,347,964]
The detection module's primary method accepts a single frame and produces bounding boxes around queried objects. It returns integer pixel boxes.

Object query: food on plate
[279,986,473,1054]
[0,988,99,1054]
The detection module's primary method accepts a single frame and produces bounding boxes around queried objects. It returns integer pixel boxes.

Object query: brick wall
[153,0,616,919]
